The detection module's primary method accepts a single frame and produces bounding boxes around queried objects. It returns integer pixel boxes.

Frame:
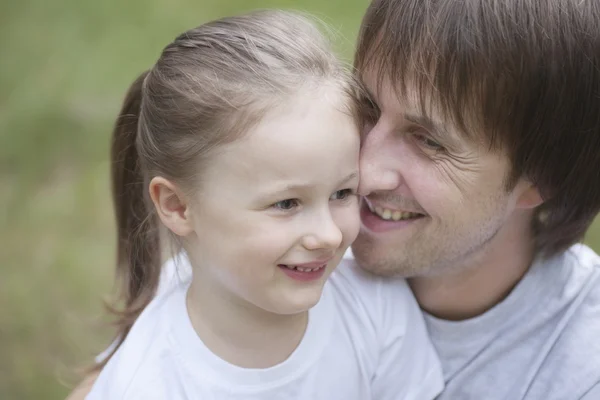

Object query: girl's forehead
[199,93,360,190]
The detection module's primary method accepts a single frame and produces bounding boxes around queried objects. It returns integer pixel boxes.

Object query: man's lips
[360,200,426,233]
[363,198,426,221]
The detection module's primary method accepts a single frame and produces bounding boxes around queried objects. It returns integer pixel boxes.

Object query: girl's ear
[149,177,194,237]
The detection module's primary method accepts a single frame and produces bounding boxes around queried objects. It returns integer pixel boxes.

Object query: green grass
[0,1,365,398]
[3,1,600,399]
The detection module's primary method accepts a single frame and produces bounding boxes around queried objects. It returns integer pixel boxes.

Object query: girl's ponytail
[99,71,161,368]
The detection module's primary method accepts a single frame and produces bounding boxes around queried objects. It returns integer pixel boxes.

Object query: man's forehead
[362,69,443,123]
[361,68,414,104]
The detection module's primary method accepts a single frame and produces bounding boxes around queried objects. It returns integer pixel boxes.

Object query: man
[69,0,600,398]
[352,0,600,398]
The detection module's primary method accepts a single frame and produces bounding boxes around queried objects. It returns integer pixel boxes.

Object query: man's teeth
[283,264,324,272]
[372,206,421,221]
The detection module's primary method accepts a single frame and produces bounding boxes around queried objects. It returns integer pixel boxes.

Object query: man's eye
[272,199,299,210]
[362,99,380,118]
[330,188,355,201]
[414,133,445,152]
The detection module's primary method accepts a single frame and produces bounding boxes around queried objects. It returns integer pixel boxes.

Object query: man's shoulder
[564,243,600,271]
[555,244,600,340]
[531,298,600,399]
[527,244,600,398]
[552,244,600,319]
[433,244,600,399]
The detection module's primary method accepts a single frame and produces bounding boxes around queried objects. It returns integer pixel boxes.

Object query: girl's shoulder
[329,250,413,307]
[326,250,418,338]
[88,283,188,399]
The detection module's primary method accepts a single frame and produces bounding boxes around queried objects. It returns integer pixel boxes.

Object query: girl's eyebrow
[338,172,359,186]
[256,171,359,201]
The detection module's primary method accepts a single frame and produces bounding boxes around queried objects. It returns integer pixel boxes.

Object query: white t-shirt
[427,244,600,400]
[87,253,443,400]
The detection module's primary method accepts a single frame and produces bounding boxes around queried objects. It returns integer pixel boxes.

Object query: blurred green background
[2,0,600,399]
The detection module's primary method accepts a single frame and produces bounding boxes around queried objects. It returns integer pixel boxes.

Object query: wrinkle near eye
[432,149,483,192]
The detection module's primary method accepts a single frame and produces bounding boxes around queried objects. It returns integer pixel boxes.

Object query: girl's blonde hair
[103,10,360,369]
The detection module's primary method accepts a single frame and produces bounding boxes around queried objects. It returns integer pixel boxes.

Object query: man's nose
[357,124,402,196]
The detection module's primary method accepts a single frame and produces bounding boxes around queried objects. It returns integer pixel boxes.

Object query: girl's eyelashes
[330,188,355,201]
[270,188,356,211]
[272,198,300,211]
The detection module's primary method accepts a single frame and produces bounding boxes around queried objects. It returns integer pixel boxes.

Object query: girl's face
[185,87,360,315]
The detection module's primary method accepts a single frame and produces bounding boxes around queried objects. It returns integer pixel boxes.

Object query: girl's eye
[330,188,355,201]
[414,133,445,152]
[273,199,299,210]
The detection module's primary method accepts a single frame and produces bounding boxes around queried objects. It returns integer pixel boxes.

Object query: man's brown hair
[355,0,600,256]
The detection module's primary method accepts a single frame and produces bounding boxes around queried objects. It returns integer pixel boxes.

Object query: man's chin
[351,232,432,278]
[351,234,405,277]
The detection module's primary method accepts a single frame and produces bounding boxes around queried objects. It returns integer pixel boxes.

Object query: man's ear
[149,177,194,237]
[515,181,544,210]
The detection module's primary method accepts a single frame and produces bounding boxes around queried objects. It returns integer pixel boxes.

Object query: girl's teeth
[283,265,323,272]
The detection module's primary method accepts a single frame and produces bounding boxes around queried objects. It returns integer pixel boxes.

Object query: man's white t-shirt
[87,253,443,400]
[427,244,600,400]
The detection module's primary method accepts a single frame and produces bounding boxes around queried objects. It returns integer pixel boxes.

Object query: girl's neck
[186,278,308,369]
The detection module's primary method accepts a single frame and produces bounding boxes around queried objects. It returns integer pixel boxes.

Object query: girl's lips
[288,257,333,269]
[278,264,327,282]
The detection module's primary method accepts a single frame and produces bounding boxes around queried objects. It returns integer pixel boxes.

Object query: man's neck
[408,212,536,321]
[186,270,308,368]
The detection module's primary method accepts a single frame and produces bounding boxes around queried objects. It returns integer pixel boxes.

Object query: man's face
[352,71,533,278]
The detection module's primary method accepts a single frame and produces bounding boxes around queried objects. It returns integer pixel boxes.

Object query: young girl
[87,10,443,399]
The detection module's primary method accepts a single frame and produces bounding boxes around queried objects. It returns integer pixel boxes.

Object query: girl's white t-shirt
[87,253,443,400]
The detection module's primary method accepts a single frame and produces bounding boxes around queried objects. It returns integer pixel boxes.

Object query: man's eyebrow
[405,113,444,135]
[404,113,457,145]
